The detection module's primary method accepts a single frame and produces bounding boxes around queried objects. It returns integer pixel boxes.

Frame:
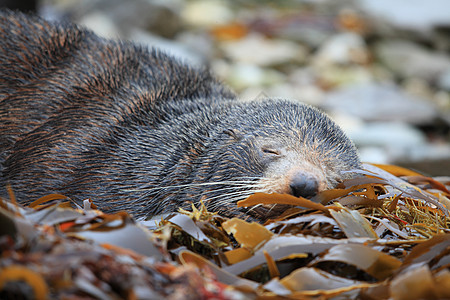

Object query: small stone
[358,147,390,164]
[130,29,205,66]
[69,0,183,39]
[316,65,373,88]
[275,84,325,106]
[347,121,429,164]
[226,63,285,91]
[360,0,450,32]
[406,143,450,162]
[221,33,307,67]
[376,40,450,82]
[322,82,437,124]
[348,122,427,148]
[78,12,120,39]
[181,0,233,27]
[176,31,214,61]
[438,69,450,92]
[313,32,369,66]
[271,13,335,48]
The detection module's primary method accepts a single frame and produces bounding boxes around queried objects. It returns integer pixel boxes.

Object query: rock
[176,31,215,62]
[220,33,307,67]
[438,69,450,92]
[225,63,285,91]
[316,65,373,88]
[102,0,182,38]
[272,20,334,49]
[331,111,450,167]
[50,0,183,39]
[268,84,325,106]
[395,141,450,175]
[330,112,426,149]
[313,32,369,66]
[181,0,233,27]
[129,29,206,66]
[248,8,336,48]
[227,63,265,90]
[402,78,435,102]
[346,121,429,164]
[375,40,450,82]
[271,68,326,105]
[360,0,450,32]
[348,122,427,149]
[358,147,390,164]
[238,87,271,102]
[77,12,121,39]
[431,25,450,52]
[310,33,375,88]
[322,82,437,124]
[397,157,450,176]
[330,111,433,164]
[402,79,450,124]
[405,143,450,163]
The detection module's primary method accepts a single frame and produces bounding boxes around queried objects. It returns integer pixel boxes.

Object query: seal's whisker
[264,203,279,215]
[207,189,267,210]
[245,203,263,215]
[210,188,266,202]
[201,187,252,196]
[201,184,266,195]
[127,180,266,210]
[205,191,256,205]
[122,180,260,192]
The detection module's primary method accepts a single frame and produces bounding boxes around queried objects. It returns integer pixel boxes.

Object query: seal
[0,10,361,220]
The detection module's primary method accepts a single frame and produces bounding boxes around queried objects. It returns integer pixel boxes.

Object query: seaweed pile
[1,164,449,299]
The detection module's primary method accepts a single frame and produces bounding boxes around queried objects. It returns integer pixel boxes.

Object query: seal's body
[0,10,361,220]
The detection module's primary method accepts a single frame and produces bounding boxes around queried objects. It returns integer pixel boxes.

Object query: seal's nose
[289,172,319,198]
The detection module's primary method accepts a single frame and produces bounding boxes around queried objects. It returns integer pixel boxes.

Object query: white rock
[438,69,450,91]
[347,122,426,148]
[226,63,285,91]
[238,87,271,102]
[316,65,373,87]
[228,64,265,90]
[130,29,205,66]
[406,143,450,162]
[78,12,121,39]
[322,82,437,124]
[264,84,324,106]
[176,31,214,61]
[337,119,430,164]
[221,33,307,67]
[358,147,390,164]
[67,0,183,38]
[376,40,450,82]
[313,32,368,66]
[360,0,450,32]
[181,0,233,27]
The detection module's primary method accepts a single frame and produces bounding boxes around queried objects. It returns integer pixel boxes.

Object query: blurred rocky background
[2,0,450,175]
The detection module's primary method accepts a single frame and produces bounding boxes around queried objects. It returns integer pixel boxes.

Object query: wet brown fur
[0,10,361,220]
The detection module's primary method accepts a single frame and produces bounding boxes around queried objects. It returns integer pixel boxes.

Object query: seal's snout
[289,171,319,199]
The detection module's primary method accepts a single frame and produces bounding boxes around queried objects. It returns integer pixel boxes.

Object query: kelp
[0,163,449,299]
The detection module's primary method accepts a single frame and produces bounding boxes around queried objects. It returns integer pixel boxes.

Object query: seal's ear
[223,129,243,141]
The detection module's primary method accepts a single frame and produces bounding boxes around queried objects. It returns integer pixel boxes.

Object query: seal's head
[180,99,361,220]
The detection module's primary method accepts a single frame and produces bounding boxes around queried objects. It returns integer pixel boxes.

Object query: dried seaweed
[1,163,449,299]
